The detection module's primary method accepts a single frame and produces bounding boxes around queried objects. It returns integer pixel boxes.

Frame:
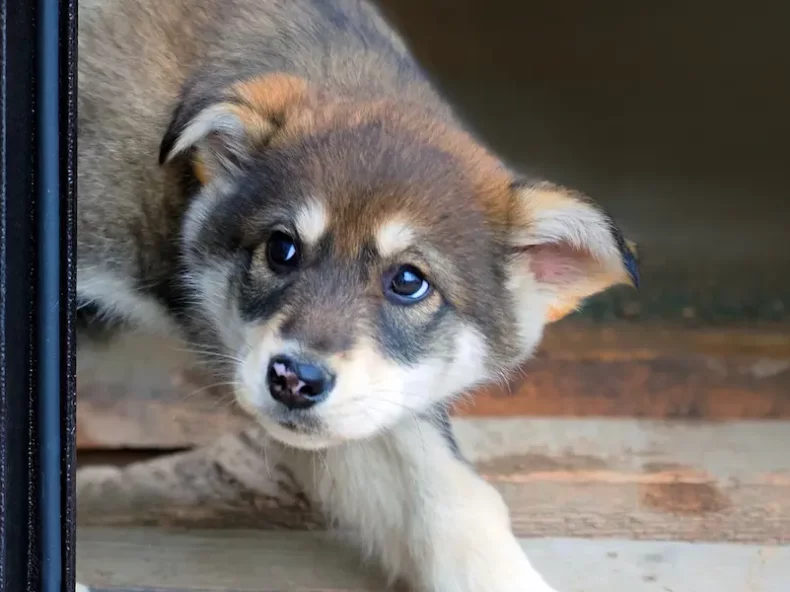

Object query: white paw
[419,531,560,592]
[76,584,91,592]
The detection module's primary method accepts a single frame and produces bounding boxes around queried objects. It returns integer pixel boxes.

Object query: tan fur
[192,154,211,185]
[375,219,416,257]
[183,75,312,183]
[232,74,310,115]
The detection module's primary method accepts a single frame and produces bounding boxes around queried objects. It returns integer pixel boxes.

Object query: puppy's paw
[410,481,559,591]
[412,500,559,592]
[423,535,560,592]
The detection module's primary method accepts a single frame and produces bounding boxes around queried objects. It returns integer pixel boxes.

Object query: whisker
[173,346,244,364]
[178,380,243,402]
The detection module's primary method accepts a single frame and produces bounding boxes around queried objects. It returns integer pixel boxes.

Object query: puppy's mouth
[257,406,344,450]
[268,406,323,434]
[276,417,314,434]
[232,383,325,438]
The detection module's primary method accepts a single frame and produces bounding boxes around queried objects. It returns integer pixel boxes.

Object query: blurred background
[375,0,789,324]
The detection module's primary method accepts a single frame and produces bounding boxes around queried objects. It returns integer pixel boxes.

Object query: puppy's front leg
[291,417,559,592]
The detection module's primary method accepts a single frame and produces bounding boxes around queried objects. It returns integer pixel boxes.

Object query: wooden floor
[76,417,790,591]
[78,528,788,591]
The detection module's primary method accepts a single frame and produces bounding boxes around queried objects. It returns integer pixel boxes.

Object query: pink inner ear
[525,243,591,286]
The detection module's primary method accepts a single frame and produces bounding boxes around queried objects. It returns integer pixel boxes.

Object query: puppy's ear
[159,74,309,184]
[508,180,639,322]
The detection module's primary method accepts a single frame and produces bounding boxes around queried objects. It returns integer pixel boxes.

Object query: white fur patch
[181,263,243,351]
[165,104,246,163]
[505,265,550,359]
[181,181,234,249]
[513,184,619,263]
[375,218,415,257]
[75,584,90,592]
[77,268,175,334]
[294,199,329,245]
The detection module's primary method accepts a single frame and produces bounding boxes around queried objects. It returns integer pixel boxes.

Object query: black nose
[266,354,335,410]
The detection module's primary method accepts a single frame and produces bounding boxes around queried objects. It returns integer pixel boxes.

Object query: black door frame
[1,0,78,591]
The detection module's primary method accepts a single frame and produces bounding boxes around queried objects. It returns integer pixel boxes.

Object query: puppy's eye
[385,264,431,304]
[267,231,300,273]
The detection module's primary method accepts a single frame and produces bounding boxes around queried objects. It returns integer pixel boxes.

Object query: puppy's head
[162,74,639,449]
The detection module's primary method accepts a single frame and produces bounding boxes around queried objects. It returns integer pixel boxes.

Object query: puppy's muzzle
[266,354,335,410]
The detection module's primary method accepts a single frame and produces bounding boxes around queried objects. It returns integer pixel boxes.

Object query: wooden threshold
[468,322,790,419]
[77,418,790,544]
[77,528,789,592]
[77,322,790,450]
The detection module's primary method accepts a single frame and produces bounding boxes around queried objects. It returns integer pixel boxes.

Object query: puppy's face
[162,75,638,449]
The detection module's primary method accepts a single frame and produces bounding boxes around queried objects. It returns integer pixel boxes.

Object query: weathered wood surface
[77,418,790,544]
[469,322,790,419]
[77,323,790,450]
[77,527,789,592]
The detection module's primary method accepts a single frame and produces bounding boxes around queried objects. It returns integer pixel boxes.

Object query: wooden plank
[467,322,790,419]
[466,418,790,543]
[76,418,790,544]
[76,528,789,592]
[77,324,790,450]
[77,529,383,591]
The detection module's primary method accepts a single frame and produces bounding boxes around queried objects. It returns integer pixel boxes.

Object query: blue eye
[267,231,300,273]
[385,264,431,304]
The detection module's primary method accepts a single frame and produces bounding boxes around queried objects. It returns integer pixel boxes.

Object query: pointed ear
[158,74,309,184]
[508,180,639,322]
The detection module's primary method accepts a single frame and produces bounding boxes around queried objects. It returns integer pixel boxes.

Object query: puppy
[76,0,638,590]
